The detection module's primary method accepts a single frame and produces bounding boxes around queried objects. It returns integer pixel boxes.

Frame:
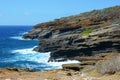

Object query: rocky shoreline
[0,53,120,80]
[0,6,120,80]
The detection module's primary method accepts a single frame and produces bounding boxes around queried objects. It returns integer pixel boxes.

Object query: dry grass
[34,6,120,31]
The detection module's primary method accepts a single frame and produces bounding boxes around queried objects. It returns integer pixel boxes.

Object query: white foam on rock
[10,31,31,40]
[48,60,80,69]
[10,36,28,40]
[10,35,37,41]
[12,46,38,54]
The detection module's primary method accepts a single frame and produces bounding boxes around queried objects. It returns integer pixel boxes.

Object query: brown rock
[62,61,97,71]
[96,53,120,74]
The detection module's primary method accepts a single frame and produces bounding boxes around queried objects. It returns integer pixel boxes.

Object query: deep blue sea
[0,26,79,71]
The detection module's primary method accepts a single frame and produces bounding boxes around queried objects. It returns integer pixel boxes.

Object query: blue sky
[0,0,120,25]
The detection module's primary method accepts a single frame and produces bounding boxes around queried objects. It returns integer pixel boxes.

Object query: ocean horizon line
[0,25,34,27]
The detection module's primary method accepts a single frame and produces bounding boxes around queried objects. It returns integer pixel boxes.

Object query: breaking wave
[11,46,79,70]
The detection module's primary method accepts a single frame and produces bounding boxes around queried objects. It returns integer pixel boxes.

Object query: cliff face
[23,6,120,62]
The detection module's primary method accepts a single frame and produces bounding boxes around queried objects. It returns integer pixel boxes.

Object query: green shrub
[81,29,93,35]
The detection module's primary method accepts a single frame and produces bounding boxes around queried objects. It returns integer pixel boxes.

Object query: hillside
[23,6,120,62]
[34,6,120,30]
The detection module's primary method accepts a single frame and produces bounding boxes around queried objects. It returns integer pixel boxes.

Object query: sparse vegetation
[81,29,93,36]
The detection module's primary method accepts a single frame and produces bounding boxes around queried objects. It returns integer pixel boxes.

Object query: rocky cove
[21,6,120,80]
[0,6,120,80]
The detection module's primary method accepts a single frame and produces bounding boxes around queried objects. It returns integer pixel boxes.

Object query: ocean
[0,26,79,71]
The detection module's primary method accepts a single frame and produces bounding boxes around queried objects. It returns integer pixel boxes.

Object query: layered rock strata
[23,6,120,62]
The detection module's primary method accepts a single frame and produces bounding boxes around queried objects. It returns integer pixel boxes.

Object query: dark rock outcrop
[23,6,120,62]
[62,61,96,71]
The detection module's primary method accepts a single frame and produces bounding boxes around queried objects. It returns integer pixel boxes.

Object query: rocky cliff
[23,6,120,62]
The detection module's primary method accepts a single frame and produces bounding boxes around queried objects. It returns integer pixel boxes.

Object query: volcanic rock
[23,6,120,62]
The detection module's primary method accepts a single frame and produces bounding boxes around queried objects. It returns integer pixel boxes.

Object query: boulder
[96,54,120,74]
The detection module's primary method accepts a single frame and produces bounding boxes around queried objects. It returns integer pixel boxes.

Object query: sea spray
[11,46,79,70]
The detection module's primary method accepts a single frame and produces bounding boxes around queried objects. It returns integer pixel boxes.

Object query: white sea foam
[48,60,80,69]
[9,32,80,70]
[11,46,50,62]
[11,46,80,70]
[20,32,28,35]
[12,46,37,54]
[10,36,27,40]
[10,36,36,40]
[10,31,31,40]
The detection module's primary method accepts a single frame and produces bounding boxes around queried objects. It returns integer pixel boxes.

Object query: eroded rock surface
[23,6,120,62]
